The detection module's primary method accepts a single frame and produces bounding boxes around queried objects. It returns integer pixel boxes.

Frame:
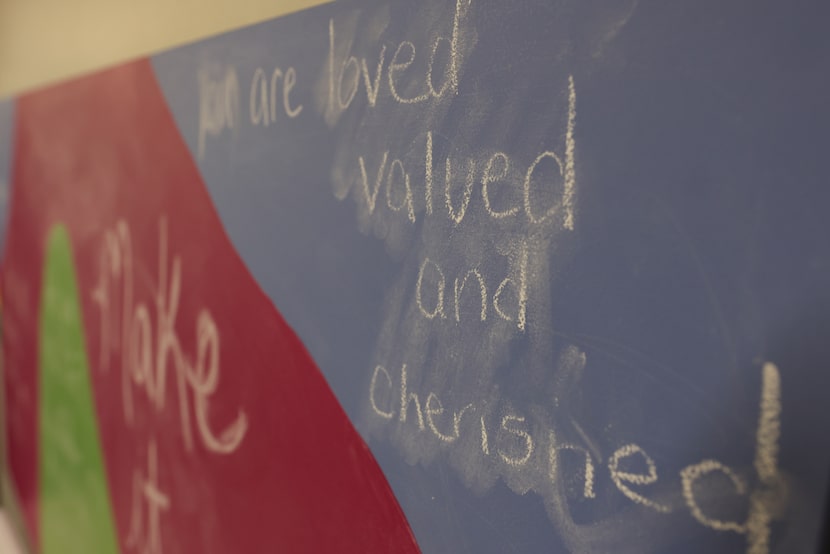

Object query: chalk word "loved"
[327,0,469,113]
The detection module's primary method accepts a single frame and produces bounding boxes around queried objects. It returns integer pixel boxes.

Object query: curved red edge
[3,58,420,554]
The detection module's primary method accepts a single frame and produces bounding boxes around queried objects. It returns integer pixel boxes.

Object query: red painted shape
[3,59,420,553]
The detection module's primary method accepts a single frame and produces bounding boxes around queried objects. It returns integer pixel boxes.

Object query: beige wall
[0,0,326,97]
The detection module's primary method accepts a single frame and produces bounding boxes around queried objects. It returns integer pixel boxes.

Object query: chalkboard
[0,99,12,253]
[2,0,830,552]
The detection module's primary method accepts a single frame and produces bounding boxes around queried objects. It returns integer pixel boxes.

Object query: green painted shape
[38,225,120,554]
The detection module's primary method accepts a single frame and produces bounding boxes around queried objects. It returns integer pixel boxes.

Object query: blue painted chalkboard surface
[151,0,830,551]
